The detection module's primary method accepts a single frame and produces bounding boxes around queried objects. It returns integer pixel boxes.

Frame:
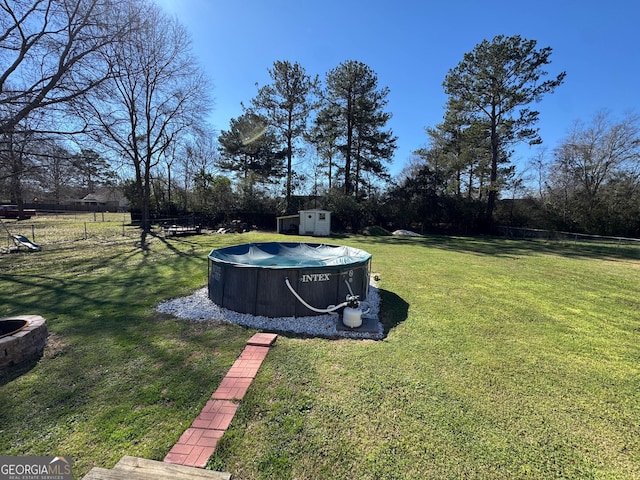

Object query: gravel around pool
[157,279,383,340]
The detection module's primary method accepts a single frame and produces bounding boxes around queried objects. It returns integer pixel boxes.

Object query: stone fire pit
[0,315,48,371]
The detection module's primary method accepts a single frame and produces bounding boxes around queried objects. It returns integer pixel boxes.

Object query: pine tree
[443,35,565,228]
[218,112,285,183]
[246,61,317,211]
[316,60,396,197]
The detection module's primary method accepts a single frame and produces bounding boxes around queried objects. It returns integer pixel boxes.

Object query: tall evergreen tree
[246,61,317,211]
[70,149,117,194]
[306,103,340,190]
[217,111,285,184]
[443,35,565,228]
[424,107,492,199]
[316,60,396,197]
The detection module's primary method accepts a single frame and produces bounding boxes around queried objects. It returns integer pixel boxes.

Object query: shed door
[304,212,315,234]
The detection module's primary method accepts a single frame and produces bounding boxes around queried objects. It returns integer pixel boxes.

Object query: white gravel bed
[156,280,383,340]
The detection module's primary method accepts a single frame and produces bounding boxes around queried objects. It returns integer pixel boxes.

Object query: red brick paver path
[164,332,278,468]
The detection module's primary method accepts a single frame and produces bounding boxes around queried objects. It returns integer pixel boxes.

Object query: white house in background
[276,209,331,236]
[76,187,129,211]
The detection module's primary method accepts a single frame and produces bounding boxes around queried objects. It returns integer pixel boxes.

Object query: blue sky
[156,0,639,179]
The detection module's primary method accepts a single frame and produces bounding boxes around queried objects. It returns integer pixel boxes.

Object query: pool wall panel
[256,269,297,317]
[222,266,258,315]
[208,263,224,306]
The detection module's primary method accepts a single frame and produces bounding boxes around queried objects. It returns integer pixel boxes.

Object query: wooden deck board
[82,456,231,480]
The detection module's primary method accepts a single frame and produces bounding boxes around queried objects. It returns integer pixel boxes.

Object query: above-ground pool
[208,242,372,317]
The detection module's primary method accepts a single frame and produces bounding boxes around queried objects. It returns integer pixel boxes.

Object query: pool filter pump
[342,296,363,328]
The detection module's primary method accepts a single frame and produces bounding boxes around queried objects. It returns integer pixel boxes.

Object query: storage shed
[276,210,331,236]
[276,214,300,234]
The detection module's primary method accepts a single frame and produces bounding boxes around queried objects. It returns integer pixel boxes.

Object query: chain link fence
[497,226,640,246]
[1,212,139,251]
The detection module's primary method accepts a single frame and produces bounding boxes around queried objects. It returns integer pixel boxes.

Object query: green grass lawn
[1,215,639,479]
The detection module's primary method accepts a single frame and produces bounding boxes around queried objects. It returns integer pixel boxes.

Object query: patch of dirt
[43,332,69,359]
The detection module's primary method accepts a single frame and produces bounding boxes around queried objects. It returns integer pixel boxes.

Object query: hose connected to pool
[284,277,371,319]
[284,277,354,313]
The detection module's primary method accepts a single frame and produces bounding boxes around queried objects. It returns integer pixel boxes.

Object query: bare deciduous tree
[546,111,640,232]
[554,111,640,206]
[0,0,131,136]
[79,0,211,234]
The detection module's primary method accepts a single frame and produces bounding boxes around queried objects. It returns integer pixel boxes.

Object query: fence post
[84,222,87,240]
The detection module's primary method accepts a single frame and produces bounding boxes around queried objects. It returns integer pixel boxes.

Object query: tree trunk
[355,139,361,199]
[142,165,151,233]
[10,155,23,212]
[486,110,499,230]
[344,93,353,196]
[286,132,293,210]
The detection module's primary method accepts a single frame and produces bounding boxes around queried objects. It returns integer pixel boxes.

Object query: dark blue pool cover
[208,242,371,269]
